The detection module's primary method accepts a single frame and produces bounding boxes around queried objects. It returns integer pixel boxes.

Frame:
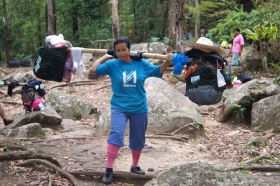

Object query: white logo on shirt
[122,71,137,87]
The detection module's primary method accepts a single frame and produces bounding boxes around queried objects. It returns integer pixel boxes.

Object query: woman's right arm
[89,54,113,73]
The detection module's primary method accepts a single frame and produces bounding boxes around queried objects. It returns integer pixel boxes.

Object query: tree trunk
[177,0,185,51]
[71,0,79,42]
[195,0,200,40]
[109,0,120,40]
[132,0,137,42]
[169,0,177,49]
[3,0,10,65]
[36,5,43,47]
[46,0,56,35]
[161,2,169,40]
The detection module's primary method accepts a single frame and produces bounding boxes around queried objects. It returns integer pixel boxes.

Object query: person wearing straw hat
[182,37,226,57]
[89,38,173,185]
[180,37,229,105]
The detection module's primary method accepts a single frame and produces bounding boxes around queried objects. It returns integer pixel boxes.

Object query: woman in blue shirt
[89,38,172,184]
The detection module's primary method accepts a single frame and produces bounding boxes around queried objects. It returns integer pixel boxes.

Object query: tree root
[241,155,268,165]
[146,134,188,142]
[48,80,110,90]
[47,171,52,186]
[50,83,111,91]
[70,170,154,181]
[220,165,280,172]
[0,150,61,167]
[16,159,78,186]
[171,123,195,135]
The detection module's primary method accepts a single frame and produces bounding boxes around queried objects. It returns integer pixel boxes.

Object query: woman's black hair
[113,38,131,50]
[234,28,240,32]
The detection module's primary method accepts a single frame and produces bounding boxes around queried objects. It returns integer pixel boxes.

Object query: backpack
[33,46,68,82]
[20,79,46,112]
[184,50,230,105]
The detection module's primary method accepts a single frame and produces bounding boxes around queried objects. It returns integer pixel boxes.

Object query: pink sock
[106,143,120,168]
[131,150,142,167]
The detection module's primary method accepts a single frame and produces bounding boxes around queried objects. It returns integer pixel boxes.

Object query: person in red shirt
[230,28,244,66]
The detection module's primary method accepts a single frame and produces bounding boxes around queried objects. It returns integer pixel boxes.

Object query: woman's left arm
[160,53,173,74]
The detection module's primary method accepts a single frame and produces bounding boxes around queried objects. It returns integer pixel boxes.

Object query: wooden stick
[68,48,170,60]
[70,170,154,180]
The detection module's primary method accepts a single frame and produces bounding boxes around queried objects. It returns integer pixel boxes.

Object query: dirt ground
[0,58,279,186]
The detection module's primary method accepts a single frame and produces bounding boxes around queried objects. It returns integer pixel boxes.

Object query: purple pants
[107,109,148,150]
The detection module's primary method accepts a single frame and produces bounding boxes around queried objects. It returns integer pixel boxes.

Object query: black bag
[185,57,225,105]
[20,79,46,112]
[188,85,223,105]
[33,47,68,82]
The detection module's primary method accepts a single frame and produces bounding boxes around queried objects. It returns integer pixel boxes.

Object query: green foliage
[229,104,246,121]
[270,63,280,84]
[74,109,83,120]
[253,125,266,133]
[251,140,267,147]
[208,9,260,43]
[188,0,238,29]
[239,169,251,175]
[3,146,9,152]
[245,23,278,43]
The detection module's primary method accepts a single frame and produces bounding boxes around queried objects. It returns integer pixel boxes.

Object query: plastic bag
[217,69,226,87]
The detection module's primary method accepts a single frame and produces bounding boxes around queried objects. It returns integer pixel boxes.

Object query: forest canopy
[1,0,279,64]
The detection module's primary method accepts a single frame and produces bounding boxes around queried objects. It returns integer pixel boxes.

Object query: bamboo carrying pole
[77,48,170,60]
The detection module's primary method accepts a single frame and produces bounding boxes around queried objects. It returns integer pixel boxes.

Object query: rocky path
[0,54,280,185]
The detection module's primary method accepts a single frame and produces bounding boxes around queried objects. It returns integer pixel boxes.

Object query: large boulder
[218,78,278,122]
[131,43,149,52]
[244,50,262,70]
[95,77,202,136]
[145,163,280,186]
[45,89,98,119]
[7,123,45,138]
[2,107,62,129]
[251,94,280,129]
[148,42,169,54]
[2,68,35,82]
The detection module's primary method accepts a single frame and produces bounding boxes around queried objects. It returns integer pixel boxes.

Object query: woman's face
[115,43,131,62]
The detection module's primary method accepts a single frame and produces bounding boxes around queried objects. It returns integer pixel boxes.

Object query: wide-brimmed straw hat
[182,37,225,56]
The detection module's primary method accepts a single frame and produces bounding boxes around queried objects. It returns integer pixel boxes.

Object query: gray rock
[45,89,98,119]
[174,81,186,95]
[147,59,164,66]
[260,84,280,95]
[251,94,280,129]
[145,163,280,186]
[4,107,62,129]
[148,42,169,54]
[95,77,202,136]
[218,79,258,122]
[218,78,279,122]
[244,50,262,70]
[0,68,9,80]
[131,43,149,53]
[2,68,36,81]
[8,123,45,138]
